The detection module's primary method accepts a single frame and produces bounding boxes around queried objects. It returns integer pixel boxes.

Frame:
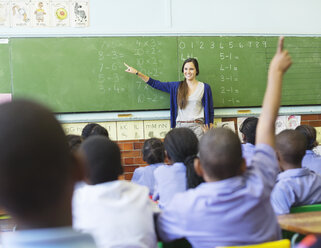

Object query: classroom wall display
[0,0,89,27]
[3,36,321,113]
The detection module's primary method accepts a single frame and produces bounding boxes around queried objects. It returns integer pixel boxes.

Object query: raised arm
[124,63,150,83]
[256,37,292,148]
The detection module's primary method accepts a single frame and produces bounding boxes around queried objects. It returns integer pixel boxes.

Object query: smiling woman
[124,58,214,139]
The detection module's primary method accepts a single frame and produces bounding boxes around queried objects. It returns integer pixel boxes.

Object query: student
[153,127,203,209]
[0,100,96,247]
[156,37,292,247]
[124,58,214,139]
[66,134,83,152]
[131,138,165,196]
[239,117,258,165]
[270,130,321,215]
[72,136,158,248]
[81,123,109,139]
[295,125,321,174]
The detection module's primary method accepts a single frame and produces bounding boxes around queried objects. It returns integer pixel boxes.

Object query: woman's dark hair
[142,138,165,165]
[239,117,258,145]
[177,58,200,109]
[295,125,318,150]
[164,128,204,189]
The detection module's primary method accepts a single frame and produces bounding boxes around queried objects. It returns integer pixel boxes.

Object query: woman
[124,58,214,139]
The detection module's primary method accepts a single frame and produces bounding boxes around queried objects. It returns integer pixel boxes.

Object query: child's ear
[240,158,247,174]
[194,157,204,177]
[165,150,173,165]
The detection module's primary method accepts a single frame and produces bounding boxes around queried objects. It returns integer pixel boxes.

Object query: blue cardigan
[146,78,214,128]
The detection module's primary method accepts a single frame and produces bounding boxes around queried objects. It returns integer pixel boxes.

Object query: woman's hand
[124,63,138,74]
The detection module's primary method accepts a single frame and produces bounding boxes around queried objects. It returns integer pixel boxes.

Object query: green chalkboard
[0,41,11,93]
[7,36,321,112]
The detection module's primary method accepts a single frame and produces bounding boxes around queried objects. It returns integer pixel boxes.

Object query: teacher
[124,58,214,139]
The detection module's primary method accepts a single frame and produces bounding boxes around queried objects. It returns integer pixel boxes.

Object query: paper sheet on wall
[143,120,170,139]
[117,121,144,141]
[215,121,235,132]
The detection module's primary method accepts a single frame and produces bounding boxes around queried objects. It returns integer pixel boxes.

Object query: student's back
[72,136,158,248]
[0,100,96,248]
[156,37,291,247]
[131,138,165,196]
[296,125,321,174]
[271,130,321,215]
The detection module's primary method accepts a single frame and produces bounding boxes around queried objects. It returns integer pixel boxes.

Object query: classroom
[1,0,321,247]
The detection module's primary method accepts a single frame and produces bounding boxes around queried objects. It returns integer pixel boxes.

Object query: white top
[1,226,96,248]
[176,82,204,122]
[72,180,158,248]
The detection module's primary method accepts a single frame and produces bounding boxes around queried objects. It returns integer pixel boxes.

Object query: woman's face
[183,62,197,81]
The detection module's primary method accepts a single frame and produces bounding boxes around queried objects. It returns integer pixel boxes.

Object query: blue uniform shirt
[302,150,321,174]
[153,162,187,209]
[156,144,281,248]
[242,143,255,166]
[271,167,321,215]
[131,163,164,195]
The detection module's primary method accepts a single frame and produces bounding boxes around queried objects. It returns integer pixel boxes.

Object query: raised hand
[269,37,292,74]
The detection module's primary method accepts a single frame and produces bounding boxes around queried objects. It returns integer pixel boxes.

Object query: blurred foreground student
[72,136,158,248]
[131,138,165,196]
[270,129,321,215]
[295,125,321,174]
[0,100,96,248]
[156,37,292,248]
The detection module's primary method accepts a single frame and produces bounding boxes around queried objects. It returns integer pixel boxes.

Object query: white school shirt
[176,82,204,121]
[72,180,158,248]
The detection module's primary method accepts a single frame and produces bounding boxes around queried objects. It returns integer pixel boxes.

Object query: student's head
[239,117,258,144]
[0,100,79,226]
[164,128,203,188]
[82,123,98,139]
[66,134,83,152]
[89,124,109,139]
[181,58,199,76]
[198,128,244,181]
[142,138,165,165]
[80,136,123,184]
[295,125,318,150]
[276,130,307,170]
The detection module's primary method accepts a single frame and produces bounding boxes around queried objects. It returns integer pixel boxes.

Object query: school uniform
[271,167,321,215]
[1,227,97,248]
[153,162,187,209]
[302,150,321,174]
[156,144,281,248]
[242,143,255,166]
[72,180,158,248]
[131,163,164,195]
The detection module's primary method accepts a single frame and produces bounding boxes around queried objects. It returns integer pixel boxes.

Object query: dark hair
[142,138,165,165]
[82,123,98,139]
[89,124,109,138]
[295,125,318,150]
[199,128,243,180]
[80,136,123,184]
[164,128,203,189]
[0,100,72,217]
[177,58,200,109]
[239,117,258,144]
[66,134,83,152]
[276,130,307,167]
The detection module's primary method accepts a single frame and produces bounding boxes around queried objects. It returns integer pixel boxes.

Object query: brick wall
[119,114,321,180]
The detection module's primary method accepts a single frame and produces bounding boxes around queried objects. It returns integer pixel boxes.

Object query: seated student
[81,123,109,139]
[0,100,96,247]
[239,117,258,165]
[270,129,321,215]
[153,127,203,209]
[156,37,291,247]
[131,138,165,196]
[72,136,158,248]
[66,134,83,152]
[295,125,321,174]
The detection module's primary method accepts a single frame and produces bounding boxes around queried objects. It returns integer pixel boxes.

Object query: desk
[278,211,321,235]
